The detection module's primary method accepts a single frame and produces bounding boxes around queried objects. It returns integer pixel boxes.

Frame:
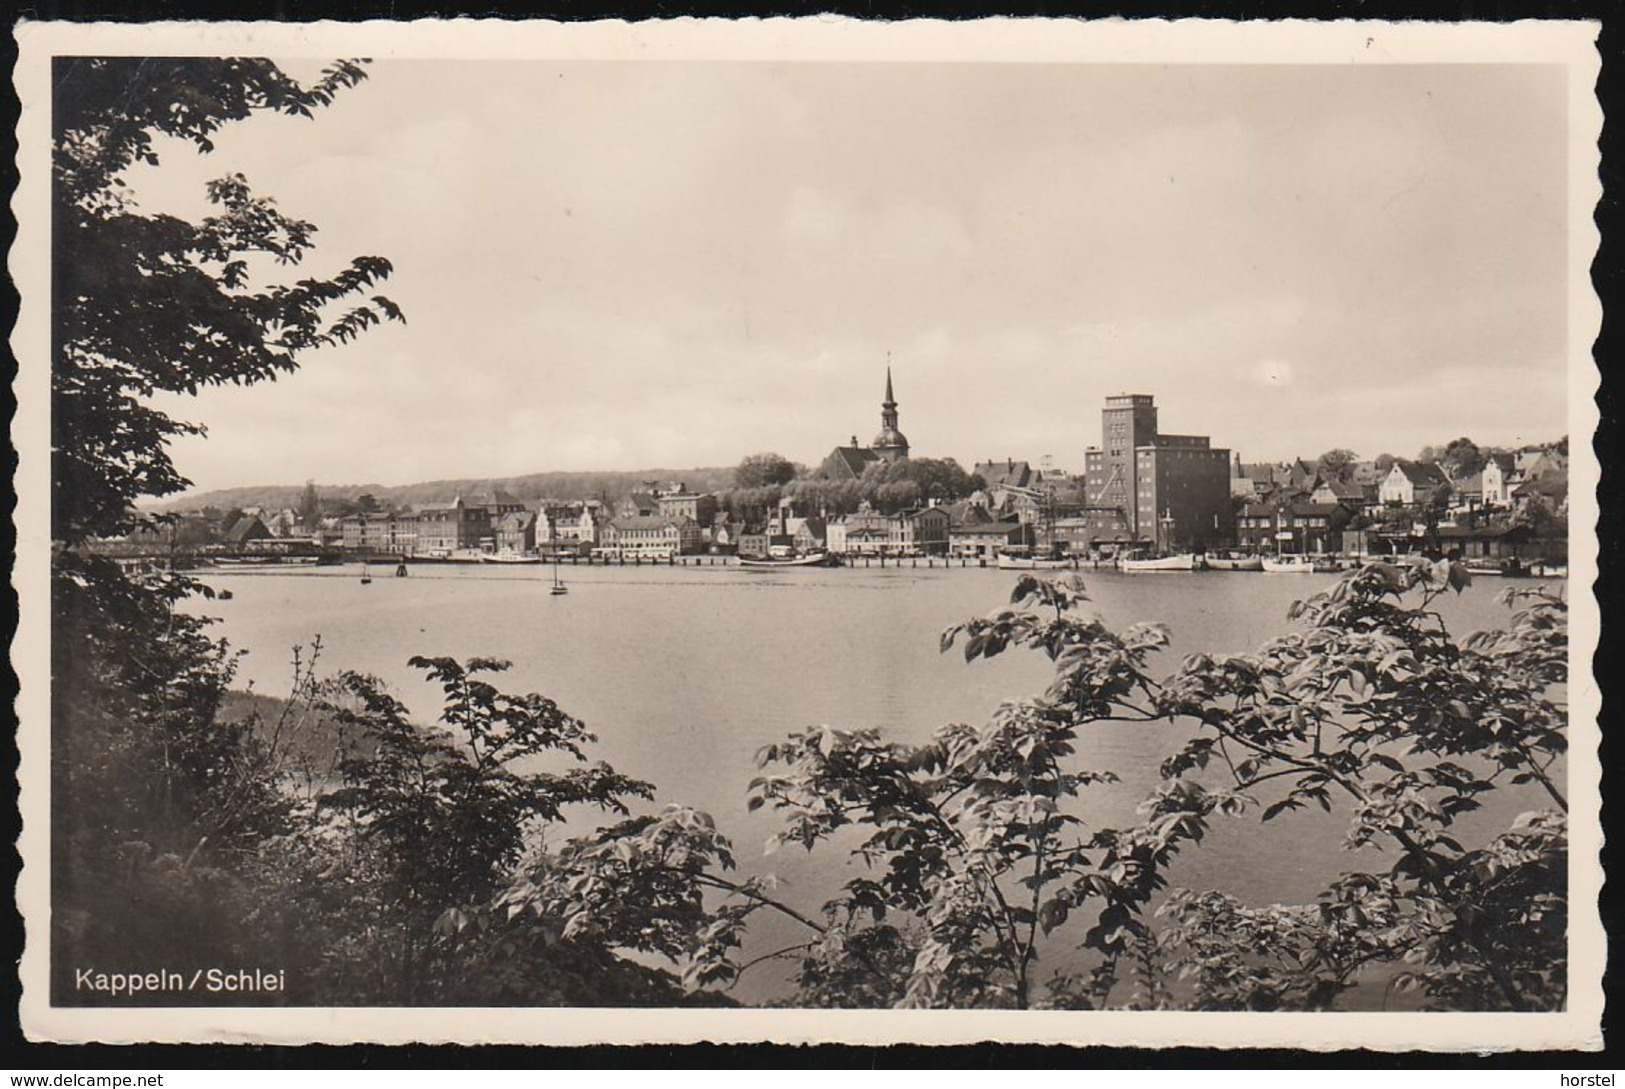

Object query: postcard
[12,16,1604,1048]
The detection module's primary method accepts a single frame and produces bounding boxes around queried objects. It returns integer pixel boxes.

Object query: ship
[737,551,838,568]
[995,553,1074,570]
[480,551,544,565]
[1118,553,1199,572]
[1203,554,1263,572]
[1261,554,1317,573]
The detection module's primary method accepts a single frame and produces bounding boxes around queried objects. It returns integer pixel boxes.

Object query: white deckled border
[11,16,1604,1050]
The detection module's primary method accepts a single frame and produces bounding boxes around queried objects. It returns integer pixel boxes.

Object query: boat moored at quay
[480,551,545,565]
[737,550,839,568]
[1202,553,1264,572]
[1118,553,1200,572]
[1261,554,1317,573]
[995,553,1076,570]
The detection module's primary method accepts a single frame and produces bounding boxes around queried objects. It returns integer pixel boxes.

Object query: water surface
[194,562,1554,1006]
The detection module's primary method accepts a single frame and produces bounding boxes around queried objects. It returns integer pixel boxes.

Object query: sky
[125,58,1572,493]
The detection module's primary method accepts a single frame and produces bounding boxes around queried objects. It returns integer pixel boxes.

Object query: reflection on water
[192,563,1557,1006]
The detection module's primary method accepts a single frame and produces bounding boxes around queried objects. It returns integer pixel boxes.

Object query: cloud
[138,60,1569,493]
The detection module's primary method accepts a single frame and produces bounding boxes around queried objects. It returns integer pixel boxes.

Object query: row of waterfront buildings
[126,374,1567,564]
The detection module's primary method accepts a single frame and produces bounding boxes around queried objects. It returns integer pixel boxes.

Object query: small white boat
[1119,553,1199,572]
[1203,555,1263,572]
[480,552,544,565]
[738,551,837,568]
[1261,554,1316,573]
[995,554,1074,570]
[1530,560,1568,578]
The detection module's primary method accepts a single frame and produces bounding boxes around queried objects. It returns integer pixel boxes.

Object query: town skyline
[125,57,1572,496]
[162,369,1568,504]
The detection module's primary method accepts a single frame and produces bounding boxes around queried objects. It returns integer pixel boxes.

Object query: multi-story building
[824,505,949,555]
[949,518,1029,560]
[415,496,493,554]
[496,510,537,554]
[1237,502,1347,554]
[539,505,594,549]
[658,491,719,527]
[390,512,419,555]
[1380,461,1450,506]
[361,513,393,553]
[1084,394,1159,536]
[1481,454,1516,508]
[1082,394,1233,550]
[1236,504,1279,553]
[892,507,950,554]
[826,506,889,555]
[601,515,702,556]
[340,515,364,551]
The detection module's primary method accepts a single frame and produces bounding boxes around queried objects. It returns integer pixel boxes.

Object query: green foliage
[1438,437,1487,480]
[1149,562,1567,1011]
[734,452,800,490]
[293,657,700,1003]
[1314,448,1360,481]
[50,550,306,1000]
[747,575,1175,1008]
[785,477,866,518]
[736,566,1567,1011]
[324,657,653,916]
[857,457,979,514]
[49,55,400,1003]
[52,57,403,544]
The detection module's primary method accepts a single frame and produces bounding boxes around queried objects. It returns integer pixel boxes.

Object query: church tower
[871,366,910,462]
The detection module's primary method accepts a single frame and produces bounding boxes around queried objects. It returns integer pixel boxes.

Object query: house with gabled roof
[973,459,1033,491]
[222,513,272,546]
[1379,460,1450,506]
[1310,477,1371,509]
[495,509,537,554]
[1481,453,1518,507]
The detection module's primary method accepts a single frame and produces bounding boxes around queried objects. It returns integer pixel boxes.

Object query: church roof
[823,445,880,480]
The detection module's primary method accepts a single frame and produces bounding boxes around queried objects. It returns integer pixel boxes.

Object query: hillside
[160,467,740,513]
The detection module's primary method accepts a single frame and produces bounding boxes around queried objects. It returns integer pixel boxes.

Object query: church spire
[872,359,908,461]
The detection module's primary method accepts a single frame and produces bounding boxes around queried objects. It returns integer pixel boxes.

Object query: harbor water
[190,562,1559,1006]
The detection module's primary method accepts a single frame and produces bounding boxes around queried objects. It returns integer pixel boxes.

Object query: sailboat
[996,475,1072,569]
[549,550,569,596]
[360,561,372,585]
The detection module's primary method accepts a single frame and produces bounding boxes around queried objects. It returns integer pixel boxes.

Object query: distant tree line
[719,453,983,522]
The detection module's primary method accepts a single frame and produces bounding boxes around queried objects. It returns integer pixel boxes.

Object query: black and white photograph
[11,18,1604,1049]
